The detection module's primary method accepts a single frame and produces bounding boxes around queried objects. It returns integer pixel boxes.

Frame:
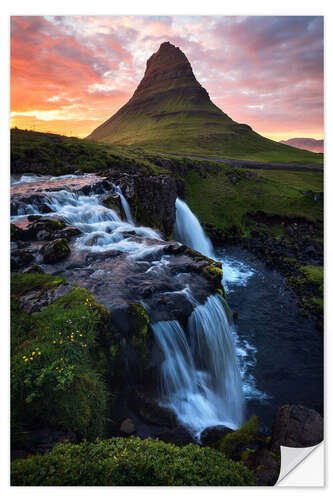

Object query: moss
[128,302,151,365]
[184,247,215,264]
[241,448,256,463]
[216,287,226,299]
[11,436,257,486]
[11,272,65,296]
[40,238,70,264]
[215,416,259,459]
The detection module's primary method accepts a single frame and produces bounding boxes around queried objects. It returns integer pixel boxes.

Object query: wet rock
[270,404,323,454]
[245,448,280,486]
[40,238,71,264]
[19,283,74,314]
[53,226,81,240]
[130,391,176,427]
[200,425,234,446]
[10,223,31,242]
[24,264,44,274]
[120,418,136,435]
[11,250,34,270]
[29,219,66,241]
[157,426,193,446]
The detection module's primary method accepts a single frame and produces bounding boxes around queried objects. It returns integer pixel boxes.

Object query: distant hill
[280,138,324,153]
[86,42,322,164]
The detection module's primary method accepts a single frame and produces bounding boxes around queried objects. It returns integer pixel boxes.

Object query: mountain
[280,138,324,153]
[87,42,320,161]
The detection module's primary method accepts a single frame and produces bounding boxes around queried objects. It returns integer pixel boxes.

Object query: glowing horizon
[10,16,324,142]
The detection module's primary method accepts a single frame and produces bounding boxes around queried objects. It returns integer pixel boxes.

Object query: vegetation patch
[11,436,257,486]
[11,273,119,451]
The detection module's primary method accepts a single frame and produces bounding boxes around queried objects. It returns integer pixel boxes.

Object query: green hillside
[87,42,323,165]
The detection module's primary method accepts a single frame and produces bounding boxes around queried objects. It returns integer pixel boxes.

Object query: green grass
[184,166,323,240]
[11,436,257,486]
[11,128,169,177]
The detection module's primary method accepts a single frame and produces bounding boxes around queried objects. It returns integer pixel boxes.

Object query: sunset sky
[10,15,324,141]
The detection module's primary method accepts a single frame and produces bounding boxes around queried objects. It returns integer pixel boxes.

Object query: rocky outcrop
[106,170,178,236]
[200,425,233,446]
[11,250,34,269]
[18,283,74,314]
[40,238,71,264]
[270,404,323,454]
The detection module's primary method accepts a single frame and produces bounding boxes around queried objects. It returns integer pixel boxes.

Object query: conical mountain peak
[87,42,286,157]
[132,41,200,99]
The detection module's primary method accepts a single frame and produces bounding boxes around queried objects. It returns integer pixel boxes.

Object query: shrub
[11,437,257,486]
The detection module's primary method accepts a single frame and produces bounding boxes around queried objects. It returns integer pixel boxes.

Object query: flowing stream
[11,177,322,438]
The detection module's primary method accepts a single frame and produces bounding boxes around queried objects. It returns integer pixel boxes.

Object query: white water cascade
[112,184,134,224]
[173,198,214,258]
[43,188,161,257]
[152,294,244,439]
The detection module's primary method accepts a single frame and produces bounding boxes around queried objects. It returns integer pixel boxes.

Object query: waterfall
[152,294,244,440]
[44,188,162,257]
[173,198,214,258]
[112,184,134,224]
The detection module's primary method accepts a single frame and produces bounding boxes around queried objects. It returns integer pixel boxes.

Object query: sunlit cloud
[10,15,324,141]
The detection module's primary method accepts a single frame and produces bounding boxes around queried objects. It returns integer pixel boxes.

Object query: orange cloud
[10,16,324,141]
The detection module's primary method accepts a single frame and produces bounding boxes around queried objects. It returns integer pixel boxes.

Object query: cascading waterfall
[173,198,214,257]
[112,184,134,224]
[43,188,161,257]
[152,294,244,439]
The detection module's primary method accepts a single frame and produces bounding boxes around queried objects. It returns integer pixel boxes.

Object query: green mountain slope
[86,42,322,163]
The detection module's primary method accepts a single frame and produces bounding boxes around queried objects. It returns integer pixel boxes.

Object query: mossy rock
[40,238,70,264]
[213,416,263,460]
[127,302,151,366]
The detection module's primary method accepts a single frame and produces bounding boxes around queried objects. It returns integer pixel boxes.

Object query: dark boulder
[10,223,31,242]
[11,250,34,270]
[157,426,193,446]
[40,238,70,264]
[119,418,136,436]
[270,404,323,454]
[24,264,44,274]
[130,391,176,427]
[200,425,234,446]
[29,218,66,241]
[245,448,280,486]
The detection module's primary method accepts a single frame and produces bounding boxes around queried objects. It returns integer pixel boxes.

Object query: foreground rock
[200,425,233,446]
[270,404,323,454]
[40,238,71,264]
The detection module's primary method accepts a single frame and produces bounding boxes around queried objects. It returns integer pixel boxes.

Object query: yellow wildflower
[38,352,41,355]
[32,351,35,355]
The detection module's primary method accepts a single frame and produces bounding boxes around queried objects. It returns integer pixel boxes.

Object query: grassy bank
[184,166,323,240]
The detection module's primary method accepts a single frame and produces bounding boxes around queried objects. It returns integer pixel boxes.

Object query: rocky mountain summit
[86,42,305,158]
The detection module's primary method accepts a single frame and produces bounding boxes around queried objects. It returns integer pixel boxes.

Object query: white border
[1,0,331,497]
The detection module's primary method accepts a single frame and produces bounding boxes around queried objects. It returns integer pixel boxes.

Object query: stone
[11,250,34,269]
[270,404,323,455]
[157,426,193,446]
[200,425,234,446]
[245,448,280,486]
[40,238,70,264]
[120,418,136,435]
[19,283,74,314]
